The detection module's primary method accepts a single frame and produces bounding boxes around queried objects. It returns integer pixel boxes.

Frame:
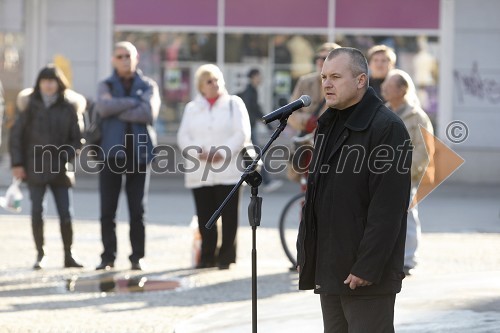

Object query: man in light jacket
[382,69,435,275]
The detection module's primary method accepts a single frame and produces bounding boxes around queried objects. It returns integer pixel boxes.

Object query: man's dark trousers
[99,158,148,263]
[320,293,396,333]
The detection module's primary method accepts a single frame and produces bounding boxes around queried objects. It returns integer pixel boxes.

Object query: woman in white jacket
[177,64,251,269]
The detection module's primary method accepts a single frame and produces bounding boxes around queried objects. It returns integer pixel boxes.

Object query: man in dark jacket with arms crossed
[297,47,412,333]
[94,41,160,271]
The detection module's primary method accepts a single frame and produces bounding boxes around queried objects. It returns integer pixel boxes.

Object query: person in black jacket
[239,68,282,192]
[296,48,412,333]
[367,44,397,102]
[9,64,85,270]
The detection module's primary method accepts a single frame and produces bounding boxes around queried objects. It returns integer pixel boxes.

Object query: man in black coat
[296,47,412,333]
[239,68,282,192]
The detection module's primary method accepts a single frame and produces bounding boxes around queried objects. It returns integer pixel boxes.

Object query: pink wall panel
[115,0,218,26]
[335,0,439,29]
[115,0,439,30]
[224,0,328,27]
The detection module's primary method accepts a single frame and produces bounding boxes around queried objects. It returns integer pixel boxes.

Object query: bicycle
[278,190,305,268]
[278,133,314,268]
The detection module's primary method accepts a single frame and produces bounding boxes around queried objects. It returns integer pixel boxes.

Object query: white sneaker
[262,180,283,193]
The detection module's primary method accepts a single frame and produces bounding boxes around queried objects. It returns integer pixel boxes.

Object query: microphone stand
[205,116,290,333]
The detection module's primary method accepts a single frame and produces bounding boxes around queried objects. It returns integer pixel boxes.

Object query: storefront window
[114,31,439,141]
[0,32,24,157]
[338,34,440,126]
[224,34,328,113]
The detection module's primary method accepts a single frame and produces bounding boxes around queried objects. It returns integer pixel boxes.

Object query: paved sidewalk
[176,234,500,333]
[0,178,499,332]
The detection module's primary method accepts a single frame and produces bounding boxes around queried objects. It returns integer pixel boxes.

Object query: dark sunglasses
[115,54,131,60]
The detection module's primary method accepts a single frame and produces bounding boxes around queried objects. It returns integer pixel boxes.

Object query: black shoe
[96,261,114,270]
[64,255,84,268]
[218,264,230,270]
[195,261,216,269]
[131,260,143,271]
[33,254,46,270]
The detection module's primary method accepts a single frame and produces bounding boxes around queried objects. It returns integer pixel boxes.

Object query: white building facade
[439,0,500,183]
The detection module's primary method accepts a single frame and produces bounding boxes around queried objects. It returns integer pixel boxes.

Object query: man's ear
[358,73,368,88]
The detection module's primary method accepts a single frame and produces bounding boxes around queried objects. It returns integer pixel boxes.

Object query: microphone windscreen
[300,95,312,107]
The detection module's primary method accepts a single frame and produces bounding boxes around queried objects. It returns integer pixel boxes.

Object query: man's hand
[101,92,112,100]
[344,274,372,290]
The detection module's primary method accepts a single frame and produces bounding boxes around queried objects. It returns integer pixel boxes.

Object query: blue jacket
[95,70,160,164]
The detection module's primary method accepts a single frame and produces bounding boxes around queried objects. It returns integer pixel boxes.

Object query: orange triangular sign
[410,126,465,209]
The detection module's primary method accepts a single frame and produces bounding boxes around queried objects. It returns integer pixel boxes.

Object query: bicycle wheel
[279,192,306,268]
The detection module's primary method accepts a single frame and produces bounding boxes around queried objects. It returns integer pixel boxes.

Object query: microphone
[262,95,312,124]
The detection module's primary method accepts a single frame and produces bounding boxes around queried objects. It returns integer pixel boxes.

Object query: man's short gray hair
[326,47,368,79]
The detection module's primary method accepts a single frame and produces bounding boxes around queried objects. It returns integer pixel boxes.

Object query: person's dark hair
[33,64,69,101]
[247,68,260,79]
[326,47,368,79]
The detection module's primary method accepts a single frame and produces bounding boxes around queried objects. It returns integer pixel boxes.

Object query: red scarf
[206,96,219,107]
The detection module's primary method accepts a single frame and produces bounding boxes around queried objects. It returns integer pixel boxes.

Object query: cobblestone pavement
[1,215,500,333]
[0,214,303,333]
[0,178,500,332]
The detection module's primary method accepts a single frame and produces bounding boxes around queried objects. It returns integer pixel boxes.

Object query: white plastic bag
[190,215,201,268]
[0,178,23,213]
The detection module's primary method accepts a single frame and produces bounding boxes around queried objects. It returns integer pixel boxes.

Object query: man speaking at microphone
[296,47,412,333]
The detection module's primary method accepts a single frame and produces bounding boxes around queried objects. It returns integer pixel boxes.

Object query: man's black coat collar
[320,87,384,132]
